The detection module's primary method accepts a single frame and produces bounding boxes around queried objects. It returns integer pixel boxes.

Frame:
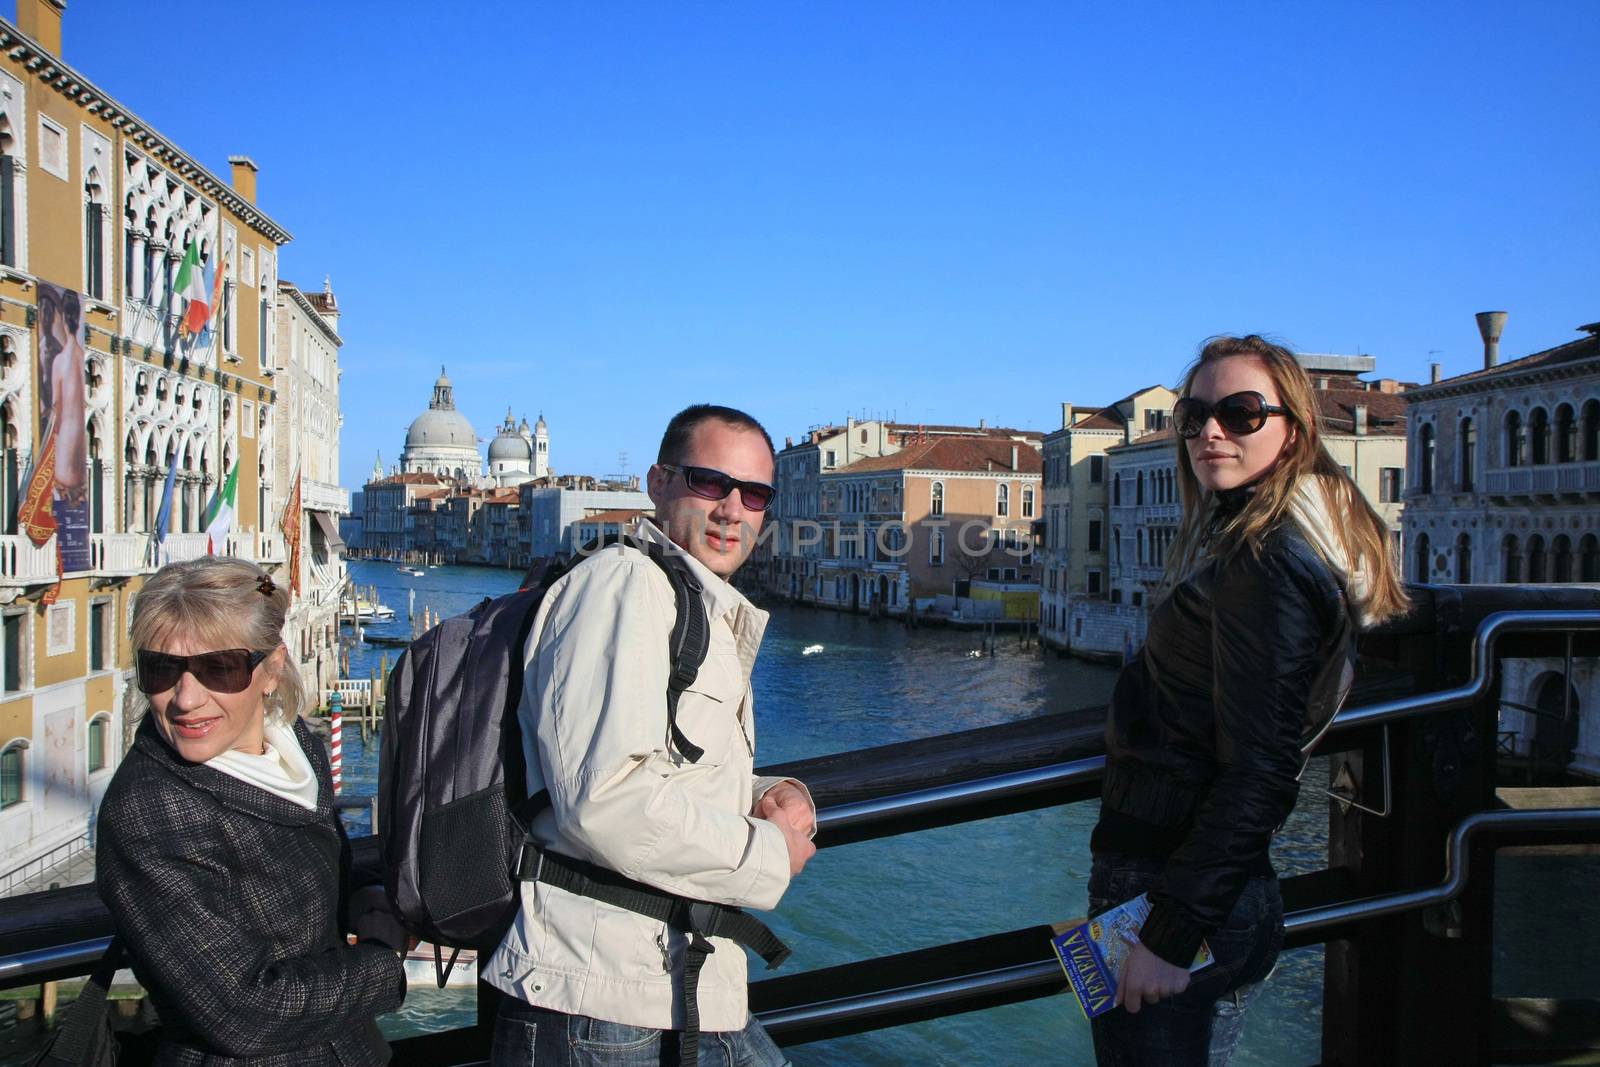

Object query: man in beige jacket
[486,404,815,1067]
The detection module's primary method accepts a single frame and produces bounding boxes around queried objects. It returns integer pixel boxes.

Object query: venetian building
[399,367,481,481]
[0,1,292,892]
[1402,314,1600,778]
[273,277,347,701]
[532,413,549,478]
[487,408,543,488]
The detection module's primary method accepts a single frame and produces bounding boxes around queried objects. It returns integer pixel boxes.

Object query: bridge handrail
[1,604,1598,1024]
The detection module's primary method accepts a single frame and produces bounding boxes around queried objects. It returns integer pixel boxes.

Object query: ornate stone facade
[1402,319,1600,777]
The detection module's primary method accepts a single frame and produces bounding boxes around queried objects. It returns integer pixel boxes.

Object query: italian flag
[205,464,239,555]
[174,240,211,336]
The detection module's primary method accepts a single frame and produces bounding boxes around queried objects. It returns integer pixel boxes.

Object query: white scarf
[1286,475,1377,629]
[206,721,320,810]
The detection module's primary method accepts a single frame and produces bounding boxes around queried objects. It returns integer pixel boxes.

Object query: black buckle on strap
[516,841,544,883]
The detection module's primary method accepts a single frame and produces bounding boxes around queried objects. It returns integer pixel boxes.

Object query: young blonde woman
[95,557,407,1066]
[1089,335,1408,1065]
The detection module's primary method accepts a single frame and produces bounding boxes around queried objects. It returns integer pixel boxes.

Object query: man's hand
[755,781,816,837]
[1115,937,1191,1014]
[766,804,816,876]
[756,781,818,875]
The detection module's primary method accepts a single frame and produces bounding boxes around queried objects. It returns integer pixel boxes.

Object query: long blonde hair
[1164,335,1409,625]
[130,556,305,724]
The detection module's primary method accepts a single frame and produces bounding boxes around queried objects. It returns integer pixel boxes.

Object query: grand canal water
[337,560,1330,1066]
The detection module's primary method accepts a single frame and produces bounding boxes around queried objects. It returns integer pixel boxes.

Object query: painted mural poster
[23,282,92,573]
[39,704,84,836]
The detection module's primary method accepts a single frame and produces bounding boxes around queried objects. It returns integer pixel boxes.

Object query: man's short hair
[657,404,775,465]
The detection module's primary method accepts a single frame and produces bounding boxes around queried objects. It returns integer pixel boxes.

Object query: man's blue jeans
[490,999,791,1067]
[1087,853,1283,1067]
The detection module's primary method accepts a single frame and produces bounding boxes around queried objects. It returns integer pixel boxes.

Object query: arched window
[1581,534,1599,582]
[930,481,944,517]
[1112,473,1121,506]
[1503,535,1521,583]
[84,168,106,300]
[0,400,16,536]
[1022,485,1034,518]
[1414,531,1431,582]
[0,110,17,268]
[1553,535,1573,583]
[1527,535,1547,583]
[0,741,23,809]
[996,483,1009,517]
[1458,417,1475,490]
[1455,533,1471,584]
[1555,404,1577,463]
[1418,424,1435,492]
[1583,400,1600,462]
[1506,411,1525,468]
[87,714,109,773]
[1137,528,1146,565]
[1136,471,1145,504]
[1530,407,1550,465]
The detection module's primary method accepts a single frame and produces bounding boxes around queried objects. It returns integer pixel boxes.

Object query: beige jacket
[484,520,805,1032]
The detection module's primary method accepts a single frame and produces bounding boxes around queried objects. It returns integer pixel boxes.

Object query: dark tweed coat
[96,715,405,1066]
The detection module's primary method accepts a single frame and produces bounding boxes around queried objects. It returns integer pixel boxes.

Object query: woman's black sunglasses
[661,464,776,512]
[1173,391,1290,440]
[136,648,269,695]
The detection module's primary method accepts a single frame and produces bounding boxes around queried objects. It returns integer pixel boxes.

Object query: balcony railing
[89,533,147,575]
[304,479,352,515]
[0,535,57,585]
[1483,461,1600,498]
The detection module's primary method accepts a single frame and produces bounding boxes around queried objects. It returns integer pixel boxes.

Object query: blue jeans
[490,1000,790,1067]
[1087,853,1283,1067]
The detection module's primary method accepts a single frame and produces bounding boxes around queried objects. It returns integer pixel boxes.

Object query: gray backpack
[377,536,711,954]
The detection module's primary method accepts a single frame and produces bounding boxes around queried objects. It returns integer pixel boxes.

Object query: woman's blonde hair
[1164,334,1409,624]
[130,556,304,724]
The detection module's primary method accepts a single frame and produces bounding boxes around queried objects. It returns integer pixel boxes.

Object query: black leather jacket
[1092,503,1356,967]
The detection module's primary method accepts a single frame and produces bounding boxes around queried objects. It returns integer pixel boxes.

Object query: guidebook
[1052,893,1214,1019]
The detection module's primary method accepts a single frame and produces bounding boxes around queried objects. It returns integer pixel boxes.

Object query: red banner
[281,469,303,597]
[18,422,58,546]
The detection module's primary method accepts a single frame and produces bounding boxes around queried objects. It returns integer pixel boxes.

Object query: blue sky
[38,1,1600,488]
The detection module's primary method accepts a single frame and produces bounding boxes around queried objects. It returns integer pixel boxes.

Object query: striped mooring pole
[328,689,344,795]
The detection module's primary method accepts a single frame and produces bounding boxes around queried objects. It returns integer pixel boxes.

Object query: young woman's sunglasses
[661,464,776,512]
[136,648,269,695]
[1173,391,1290,440]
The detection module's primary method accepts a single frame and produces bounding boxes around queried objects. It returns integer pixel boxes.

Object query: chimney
[1061,402,1072,429]
[1011,445,1019,470]
[1354,405,1367,436]
[17,0,65,56]
[228,155,259,204]
[1430,362,1442,384]
[784,435,793,449]
[1476,310,1507,369]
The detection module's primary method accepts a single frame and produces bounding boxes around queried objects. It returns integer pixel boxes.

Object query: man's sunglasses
[661,464,776,512]
[136,648,269,695]
[1173,391,1291,440]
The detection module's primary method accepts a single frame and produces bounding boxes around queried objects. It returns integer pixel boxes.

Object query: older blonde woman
[95,557,406,1066]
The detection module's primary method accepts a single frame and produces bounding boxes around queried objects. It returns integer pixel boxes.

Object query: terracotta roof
[887,422,1044,442]
[580,508,651,524]
[1106,428,1178,452]
[834,437,1042,475]
[1315,389,1408,435]
[372,472,448,486]
[1072,411,1125,431]
[410,488,451,501]
[1414,326,1600,392]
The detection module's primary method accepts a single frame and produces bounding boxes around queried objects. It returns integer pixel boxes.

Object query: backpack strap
[508,532,711,825]
[517,845,790,1067]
